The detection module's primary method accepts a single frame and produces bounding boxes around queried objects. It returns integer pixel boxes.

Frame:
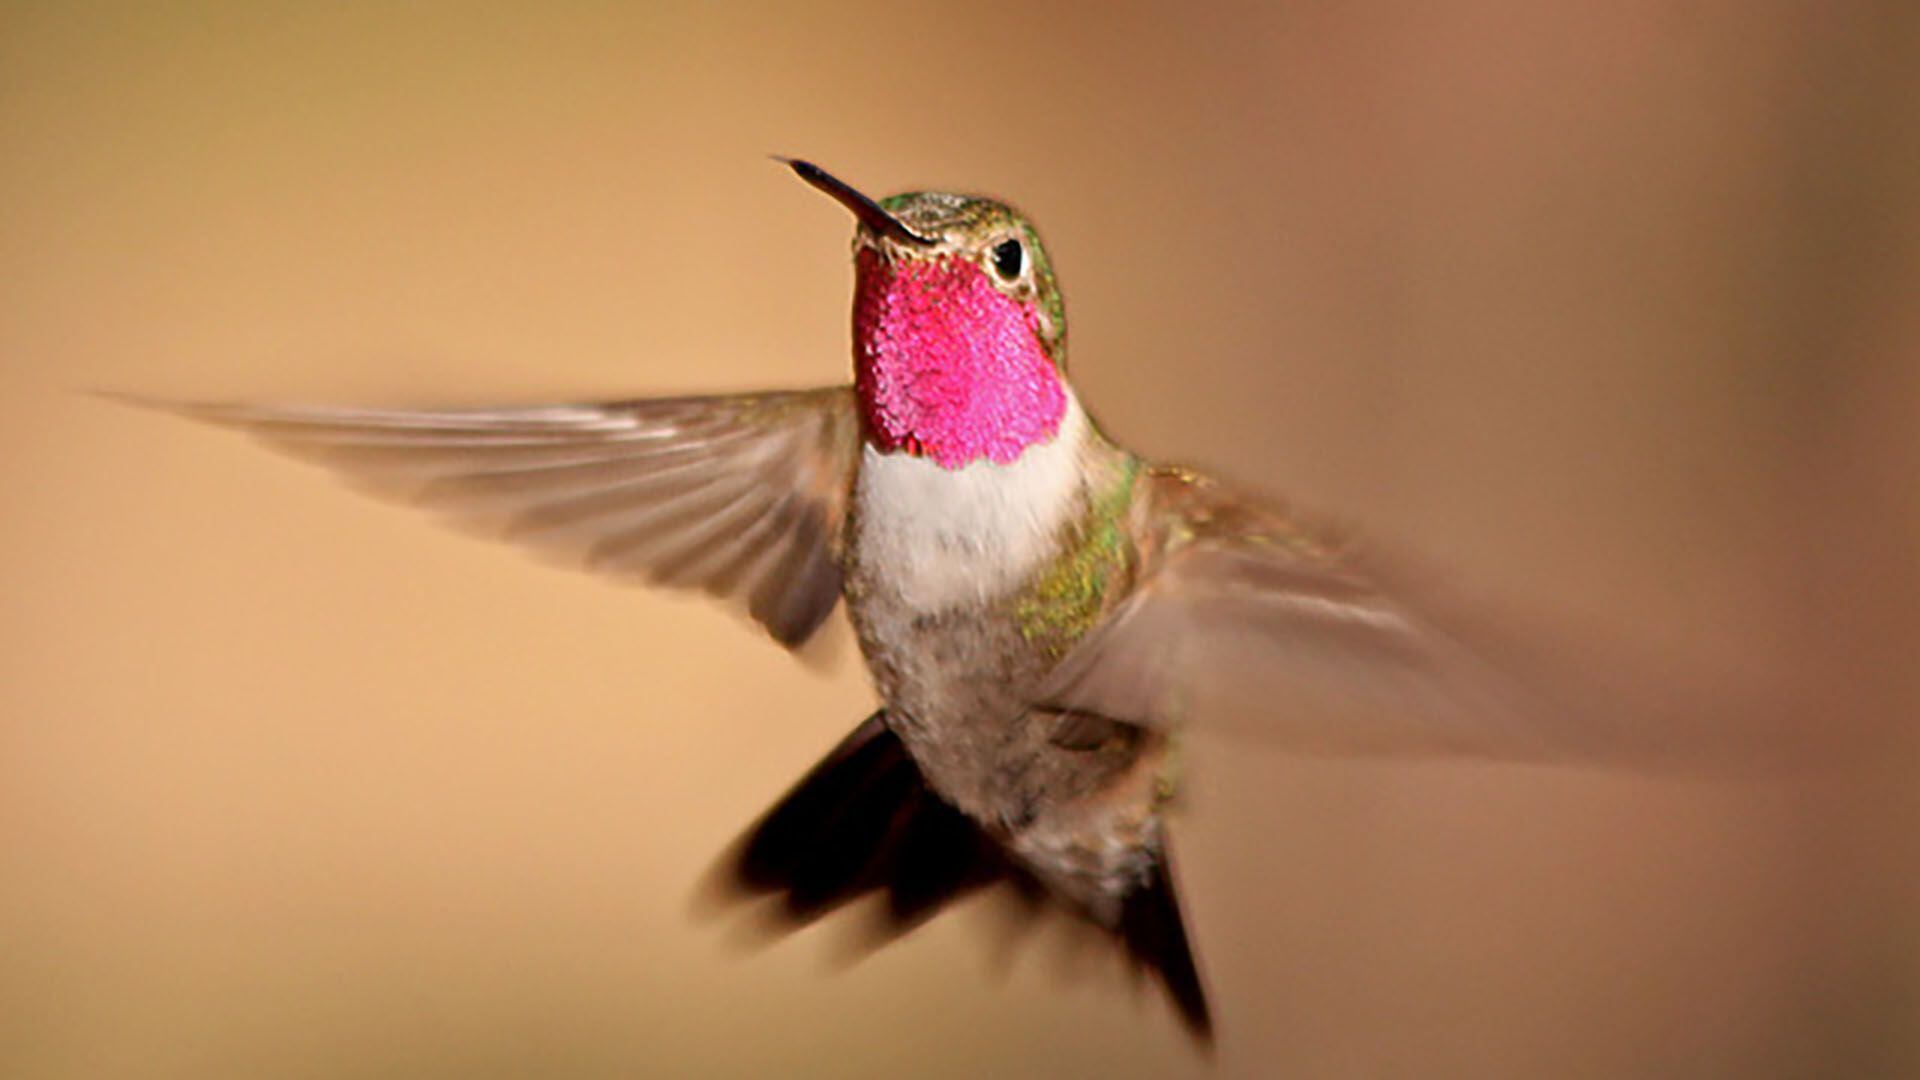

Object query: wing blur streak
[119,388,861,648]
[1040,466,1721,764]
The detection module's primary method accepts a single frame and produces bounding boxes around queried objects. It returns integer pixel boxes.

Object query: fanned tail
[728,712,1011,929]
[717,712,1214,1044]
[1119,844,1213,1041]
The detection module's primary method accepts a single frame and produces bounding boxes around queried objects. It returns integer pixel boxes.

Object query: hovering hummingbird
[121,160,1666,1043]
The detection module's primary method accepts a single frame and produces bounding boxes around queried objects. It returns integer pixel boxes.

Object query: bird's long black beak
[777,157,935,247]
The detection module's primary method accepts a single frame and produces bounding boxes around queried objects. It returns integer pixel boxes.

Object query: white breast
[853,393,1087,612]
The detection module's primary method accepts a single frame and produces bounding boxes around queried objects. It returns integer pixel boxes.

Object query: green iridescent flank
[1153,738,1185,807]
[1016,458,1140,655]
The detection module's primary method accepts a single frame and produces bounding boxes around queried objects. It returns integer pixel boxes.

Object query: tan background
[4,3,1916,1076]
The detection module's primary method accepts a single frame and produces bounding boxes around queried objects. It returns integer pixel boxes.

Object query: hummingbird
[120,160,1668,1043]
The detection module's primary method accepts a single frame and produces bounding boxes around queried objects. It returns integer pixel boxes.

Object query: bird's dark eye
[990,237,1025,282]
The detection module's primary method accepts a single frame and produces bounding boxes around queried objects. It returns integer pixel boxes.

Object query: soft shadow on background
[3,3,1915,1076]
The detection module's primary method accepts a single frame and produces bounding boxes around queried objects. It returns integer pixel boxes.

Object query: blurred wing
[123,388,861,648]
[1039,467,1616,760]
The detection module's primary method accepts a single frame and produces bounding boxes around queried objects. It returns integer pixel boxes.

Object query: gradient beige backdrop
[4,3,1916,1076]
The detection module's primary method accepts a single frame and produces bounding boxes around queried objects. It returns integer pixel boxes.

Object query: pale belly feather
[842,397,1162,917]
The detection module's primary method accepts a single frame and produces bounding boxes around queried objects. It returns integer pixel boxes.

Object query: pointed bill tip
[767,156,834,191]
[774,156,935,247]
[771,157,843,199]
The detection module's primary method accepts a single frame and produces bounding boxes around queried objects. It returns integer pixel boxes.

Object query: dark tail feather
[729,712,1009,929]
[1118,847,1214,1043]
[724,712,1213,1044]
